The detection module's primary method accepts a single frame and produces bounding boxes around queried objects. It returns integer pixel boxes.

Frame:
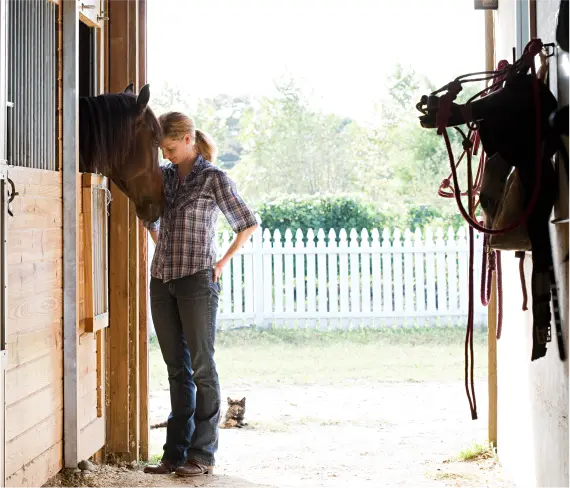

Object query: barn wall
[3,1,108,482]
[494,1,569,487]
[5,167,63,487]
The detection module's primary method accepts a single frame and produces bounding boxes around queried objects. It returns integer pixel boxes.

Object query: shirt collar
[165,154,207,180]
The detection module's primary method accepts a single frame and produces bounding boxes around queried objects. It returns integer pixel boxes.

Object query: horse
[79,83,164,223]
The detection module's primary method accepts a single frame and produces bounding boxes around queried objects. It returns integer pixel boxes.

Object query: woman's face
[160,134,192,164]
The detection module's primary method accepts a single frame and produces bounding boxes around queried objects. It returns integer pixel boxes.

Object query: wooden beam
[107,0,143,460]
[138,0,149,462]
[128,206,139,462]
[127,0,140,463]
[488,273,498,448]
[62,0,79,469]
[107,181,130,453]
[484,9,498,451]
[529,0,537,40]
[485,9,495,73]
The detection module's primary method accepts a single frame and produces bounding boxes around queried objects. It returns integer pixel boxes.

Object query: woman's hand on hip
[213,260,226,282]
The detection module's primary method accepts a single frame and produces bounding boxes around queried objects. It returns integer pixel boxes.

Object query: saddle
[416,38,566,418]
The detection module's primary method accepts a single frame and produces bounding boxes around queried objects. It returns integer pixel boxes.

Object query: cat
[219,397,247,429]
[150,396,247,430]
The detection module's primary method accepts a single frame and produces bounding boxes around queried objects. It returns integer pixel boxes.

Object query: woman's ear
[184,134,192,145]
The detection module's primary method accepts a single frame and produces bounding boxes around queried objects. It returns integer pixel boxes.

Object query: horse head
[79,83,164,223]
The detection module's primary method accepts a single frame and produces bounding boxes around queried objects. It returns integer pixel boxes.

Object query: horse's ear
[137,84,150,111]
[124,82,135,94]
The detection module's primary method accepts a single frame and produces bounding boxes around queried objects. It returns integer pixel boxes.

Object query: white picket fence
[149,226,488,330]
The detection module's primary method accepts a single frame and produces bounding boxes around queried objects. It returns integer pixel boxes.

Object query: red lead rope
[433,39,545,420]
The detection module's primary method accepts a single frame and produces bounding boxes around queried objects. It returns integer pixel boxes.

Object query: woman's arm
[211,170,259,282]
[149,229,159,245]
[213,224,258,282]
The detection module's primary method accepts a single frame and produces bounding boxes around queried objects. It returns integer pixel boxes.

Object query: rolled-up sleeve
[212,171,258,233]
[143,218,160,232]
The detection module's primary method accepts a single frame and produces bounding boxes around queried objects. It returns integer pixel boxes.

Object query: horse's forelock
[79,92,159,175]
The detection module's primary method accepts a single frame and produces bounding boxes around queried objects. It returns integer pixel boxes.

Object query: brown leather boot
[143,460,176,474]
[174,459,213,477]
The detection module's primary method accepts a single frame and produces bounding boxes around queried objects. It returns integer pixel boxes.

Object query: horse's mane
[79,92,162,175]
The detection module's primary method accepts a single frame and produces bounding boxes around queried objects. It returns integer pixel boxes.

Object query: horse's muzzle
[136,203,163,224]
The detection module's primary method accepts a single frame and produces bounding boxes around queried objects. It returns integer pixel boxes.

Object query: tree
[231,78,383,204]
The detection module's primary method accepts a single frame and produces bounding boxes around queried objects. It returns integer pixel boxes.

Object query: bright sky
[147,0,486,123]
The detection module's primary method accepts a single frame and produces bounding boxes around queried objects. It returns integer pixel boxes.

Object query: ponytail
[195,129,218,163]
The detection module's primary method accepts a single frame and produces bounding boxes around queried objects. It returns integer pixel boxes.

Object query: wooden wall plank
[78,371,97,401]
[8,230,62,265]
[78,390,98,429]
[8,289,63,334]
[6,411,63,479]
[6,441,62,488]
[6,383,62,442]
[79,417,105,462]
[6,353,63,407]
[8,258,62,292]
[8,196,62,231]
[6,323,62,371]
[7,167,61,187]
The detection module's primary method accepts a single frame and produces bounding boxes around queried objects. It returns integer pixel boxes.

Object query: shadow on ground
[42,466,280,488]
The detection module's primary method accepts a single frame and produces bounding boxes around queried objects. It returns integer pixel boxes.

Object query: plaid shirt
[145,156,258,282]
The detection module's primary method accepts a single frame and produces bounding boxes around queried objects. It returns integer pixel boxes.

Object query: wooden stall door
[0,0,8,484]
[76,10,108,462]
[77,174,108,461]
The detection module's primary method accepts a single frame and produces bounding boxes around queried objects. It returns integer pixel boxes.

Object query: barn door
[0,0,7,484]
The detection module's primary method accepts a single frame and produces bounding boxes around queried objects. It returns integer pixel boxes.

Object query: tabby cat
[150,397,247,429]
[220,397,247,429]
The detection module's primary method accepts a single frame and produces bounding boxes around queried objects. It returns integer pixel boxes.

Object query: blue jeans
[150,269,221,466]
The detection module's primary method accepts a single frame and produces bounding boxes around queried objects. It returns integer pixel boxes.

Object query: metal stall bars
[7,0,56,170]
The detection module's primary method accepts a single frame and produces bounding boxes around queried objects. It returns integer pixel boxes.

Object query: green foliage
[255,195,395,236]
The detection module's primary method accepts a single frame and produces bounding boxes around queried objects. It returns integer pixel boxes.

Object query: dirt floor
[46,380,515,488]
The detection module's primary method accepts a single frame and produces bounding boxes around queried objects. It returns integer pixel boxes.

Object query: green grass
[458,442,496,462]
[150,326,489,391]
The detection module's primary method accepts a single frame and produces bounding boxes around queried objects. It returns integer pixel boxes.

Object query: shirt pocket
[175,187,201,211]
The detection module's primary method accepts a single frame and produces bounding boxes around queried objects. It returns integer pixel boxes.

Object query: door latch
[7,178,18,217]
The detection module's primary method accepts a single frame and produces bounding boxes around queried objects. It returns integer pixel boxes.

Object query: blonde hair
[158,111,218,162]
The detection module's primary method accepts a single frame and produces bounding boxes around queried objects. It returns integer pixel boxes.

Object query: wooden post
[529,0,537,39]
[488,273,498,448]
[127,0,140,462]
[138,0,149,462]
[483,8,498,450]
[107,0,133,456]
[62,0,79,469]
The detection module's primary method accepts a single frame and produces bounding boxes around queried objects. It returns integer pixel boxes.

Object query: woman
[143,112,258,477]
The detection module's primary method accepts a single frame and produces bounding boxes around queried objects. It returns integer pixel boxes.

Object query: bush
[405,205,466,232]
[255,195,396,236]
